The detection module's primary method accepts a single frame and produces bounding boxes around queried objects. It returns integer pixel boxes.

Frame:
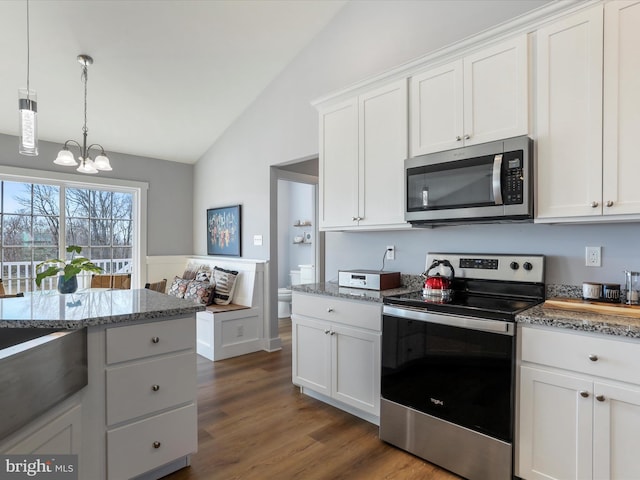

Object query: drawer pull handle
[151,336,160,344]
[588,354,598,362]
[153,441,161,449]
[579,390,589,398]
[151,384,160,392]
[596,394,606,402]
[327,308,334,313]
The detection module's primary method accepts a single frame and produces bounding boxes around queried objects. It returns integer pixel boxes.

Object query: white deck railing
[1,259,132,294]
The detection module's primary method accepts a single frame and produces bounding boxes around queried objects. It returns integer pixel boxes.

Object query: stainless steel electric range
[380,253,545,480]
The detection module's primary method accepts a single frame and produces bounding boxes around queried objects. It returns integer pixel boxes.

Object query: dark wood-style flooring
[164,319,460,480]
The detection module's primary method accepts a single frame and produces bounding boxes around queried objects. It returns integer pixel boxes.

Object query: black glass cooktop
[383,290,543,322]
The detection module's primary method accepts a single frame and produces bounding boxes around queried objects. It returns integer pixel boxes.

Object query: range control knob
[510,261,520,270]
[523,262,533,271]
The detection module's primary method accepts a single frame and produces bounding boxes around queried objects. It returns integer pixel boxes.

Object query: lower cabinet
[292,292,381,421]
[103,316,197,480]
[518,326,640,480]
[0,397,82,456]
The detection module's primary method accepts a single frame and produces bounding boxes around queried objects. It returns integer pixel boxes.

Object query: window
[0,173,143,293]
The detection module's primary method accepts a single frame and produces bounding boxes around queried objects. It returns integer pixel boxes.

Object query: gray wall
[0,133,193,255]
[193,0,640,287]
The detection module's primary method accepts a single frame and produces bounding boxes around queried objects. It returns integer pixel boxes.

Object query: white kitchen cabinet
[536,1,640,221]
[410,35,528,156]
[518,326,640,480]
[104,317,197,480]
[0,397,83,456]
[291,292,381,421]
[318,79,408,231]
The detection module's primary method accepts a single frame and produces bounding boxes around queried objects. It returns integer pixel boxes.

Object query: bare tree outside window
[0,180,133,293]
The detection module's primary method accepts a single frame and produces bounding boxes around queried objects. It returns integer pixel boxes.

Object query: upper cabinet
[410,35,529,156]
[536,1,640,221]
[319,79,409,231]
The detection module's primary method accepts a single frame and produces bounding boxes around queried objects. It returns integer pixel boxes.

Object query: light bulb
[18,89,38,156]
[94,154,112,171]
[54,149,78,166]
[77,158,98,174]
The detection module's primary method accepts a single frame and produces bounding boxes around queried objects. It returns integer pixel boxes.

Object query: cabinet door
[319,98,359,229]
[291,315,331,396]
[410,61,463,156]
[593,381,640,480]
[518,366,593,480]
[332,324,381,416]
[603,1,640,216]
[359,79,408,228]
[463,35,528,146]
[536,6,604,219]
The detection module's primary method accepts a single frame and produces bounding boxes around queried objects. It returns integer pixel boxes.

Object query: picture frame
[207,205,241,257]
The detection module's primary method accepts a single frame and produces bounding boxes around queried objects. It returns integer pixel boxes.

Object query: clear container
[625,271,640,305]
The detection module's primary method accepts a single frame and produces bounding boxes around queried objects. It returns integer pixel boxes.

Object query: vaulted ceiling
[0,0,346,164]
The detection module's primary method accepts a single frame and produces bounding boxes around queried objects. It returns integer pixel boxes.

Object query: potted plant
[35,245,104,293]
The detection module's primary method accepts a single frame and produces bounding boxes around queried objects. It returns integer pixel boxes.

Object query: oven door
[381,305,515,442]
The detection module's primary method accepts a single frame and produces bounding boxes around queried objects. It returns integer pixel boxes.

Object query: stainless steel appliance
[338,270,401,290]
[380,253,545,480]
[405,136,533,225]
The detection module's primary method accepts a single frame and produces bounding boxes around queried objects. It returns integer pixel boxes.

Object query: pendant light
[54,54,112,174]
[18,0,38,156]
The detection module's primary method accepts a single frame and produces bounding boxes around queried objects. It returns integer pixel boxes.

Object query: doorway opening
[268,157,324,349]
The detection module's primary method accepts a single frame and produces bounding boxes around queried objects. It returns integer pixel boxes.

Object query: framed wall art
[207,205,241,257]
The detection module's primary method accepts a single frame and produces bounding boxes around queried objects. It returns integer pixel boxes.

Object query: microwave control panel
[502,150,524,205]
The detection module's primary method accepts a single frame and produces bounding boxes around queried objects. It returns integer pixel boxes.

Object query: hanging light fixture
[54,54,112,174]
[18,0,38,156]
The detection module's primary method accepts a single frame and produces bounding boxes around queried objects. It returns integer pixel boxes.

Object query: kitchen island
[0,288,204,480]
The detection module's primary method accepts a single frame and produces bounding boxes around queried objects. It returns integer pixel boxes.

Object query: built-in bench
[186,257,265,361]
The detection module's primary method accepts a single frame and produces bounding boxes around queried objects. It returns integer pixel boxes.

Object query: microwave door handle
[492,154,503,205]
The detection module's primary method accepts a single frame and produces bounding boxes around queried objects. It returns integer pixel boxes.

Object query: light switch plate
[253,235,263,246]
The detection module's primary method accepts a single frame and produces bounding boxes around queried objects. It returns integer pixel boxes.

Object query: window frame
[0,165,148,290]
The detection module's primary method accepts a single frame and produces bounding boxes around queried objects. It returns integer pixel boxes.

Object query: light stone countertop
[292,277,421,303]
[517,284,640,339]
[0,289,205,328]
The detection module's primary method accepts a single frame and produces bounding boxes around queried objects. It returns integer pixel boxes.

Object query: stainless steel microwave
[405,136,533,226]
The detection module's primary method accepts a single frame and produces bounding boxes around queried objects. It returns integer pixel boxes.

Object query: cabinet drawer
[292,292,381,331]
[106,352,196,426]
[106,316,195,364]
[107,403,196,480]
[521,326,640,384]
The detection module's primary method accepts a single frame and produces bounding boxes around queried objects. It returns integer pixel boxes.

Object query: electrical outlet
[585,246,601,267]
[386,245,395,260]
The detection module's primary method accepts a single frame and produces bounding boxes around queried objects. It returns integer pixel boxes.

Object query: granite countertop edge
[0,289,205,329]
[517,284,640,339]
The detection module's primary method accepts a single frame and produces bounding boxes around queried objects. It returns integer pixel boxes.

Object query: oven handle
[492,154,503,205]
[383,305,514,336]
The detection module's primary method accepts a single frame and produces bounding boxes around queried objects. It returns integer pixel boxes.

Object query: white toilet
[278,265,315,318]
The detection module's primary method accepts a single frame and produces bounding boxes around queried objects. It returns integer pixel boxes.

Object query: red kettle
[422,259,455,292]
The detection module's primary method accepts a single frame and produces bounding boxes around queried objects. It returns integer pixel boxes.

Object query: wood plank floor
[164,319,460,480]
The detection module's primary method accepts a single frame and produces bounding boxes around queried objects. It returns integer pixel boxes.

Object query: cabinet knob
[606,200,614,207]
[324,329,331,335]
[579,390,589,398]
[352,216,358,221]
[151,336,160,344]
[151,384,160,392]
[330,330,336,336]
[464,134,471,140]
[327,307,334,313]
[153,441,161,449]
[596,394,606,402]
[588,354,598,362]
[456,136,462,141]
[591,201,599,208]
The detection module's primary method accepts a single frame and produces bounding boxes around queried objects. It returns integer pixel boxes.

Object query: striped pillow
[212,266,239,305]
